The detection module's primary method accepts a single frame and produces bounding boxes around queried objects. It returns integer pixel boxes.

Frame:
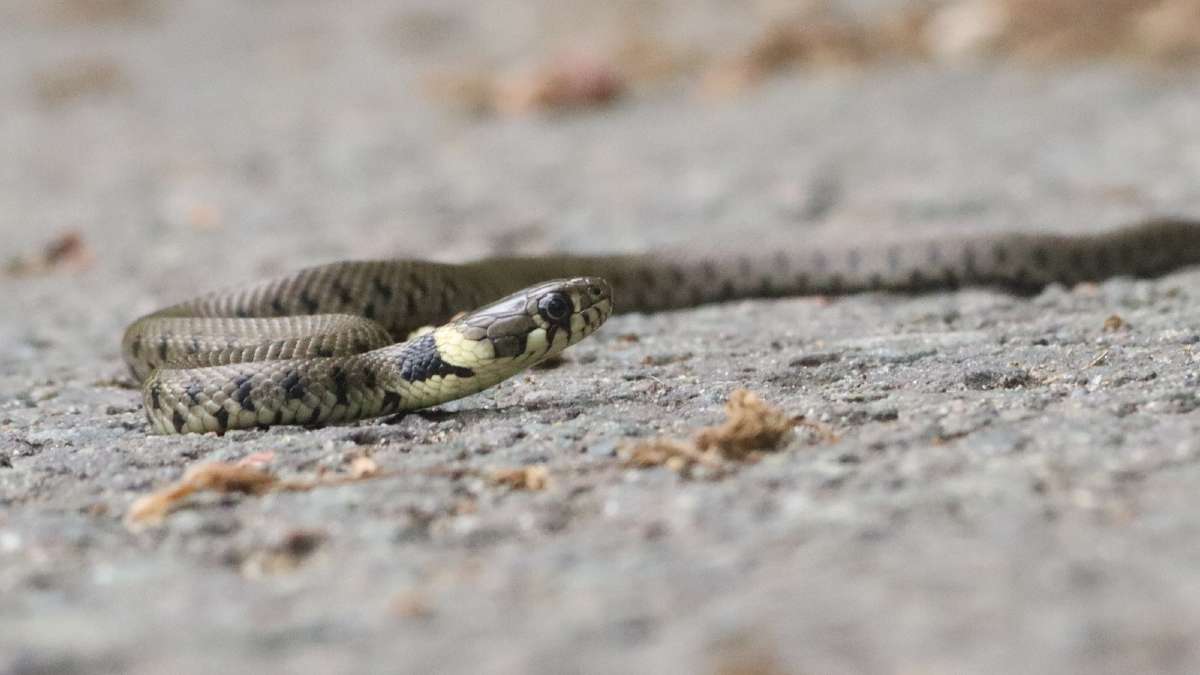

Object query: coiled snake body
[124,219,1200,434]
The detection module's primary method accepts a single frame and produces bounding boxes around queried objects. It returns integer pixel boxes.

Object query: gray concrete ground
[5,2,1200,673]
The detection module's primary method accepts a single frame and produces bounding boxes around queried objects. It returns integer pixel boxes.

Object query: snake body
[124,218,1200,434]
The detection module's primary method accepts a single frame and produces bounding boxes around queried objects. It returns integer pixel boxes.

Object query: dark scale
[130,338,142,358]
[157,339,169,362]
[332,280,354,306]
[299,289,319,313]
[149,383,161,410]
[397,333,475,383]
[1067,248,1087,279]
[172,410,186,433]
[214,408,229,432]
[372,277,394,300]
[1032,247,1050,269]
[331,366,351,406]
[280,371,305,400]
[184,382,204,405]
[793,273,811,294]
[1093,245,1112,277]
[962,246,978,279]
[636,267,657,289]
[363,302,376,320]
[382,390,402,411]
[232,374,255,412]
[271,298,286,314]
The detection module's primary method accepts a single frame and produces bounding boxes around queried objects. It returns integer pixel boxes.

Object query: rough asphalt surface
[5,2,1200,673]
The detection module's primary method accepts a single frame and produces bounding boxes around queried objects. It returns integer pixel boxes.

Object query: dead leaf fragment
[1103,314,1130,332]
[489,465,551,491]
[619,389,808,476]
[125,456,389,528]
[694,389,802,460]
[6,232,93,277]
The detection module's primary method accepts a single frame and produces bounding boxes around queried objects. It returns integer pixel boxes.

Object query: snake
[123,218,1200,435]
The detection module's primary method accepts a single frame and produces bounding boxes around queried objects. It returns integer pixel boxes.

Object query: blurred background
[4,0,1200,291]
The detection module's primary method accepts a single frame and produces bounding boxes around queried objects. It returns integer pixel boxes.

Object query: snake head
[456,276,612,365]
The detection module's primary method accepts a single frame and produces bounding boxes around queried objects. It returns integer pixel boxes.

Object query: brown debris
[704,0,1200,96]
[240,528,327,577]
[427,52,624,116]
[489,465,551,491]
[694,389,803,461]
[6,232,93,277]
[619,389,809,476]
[701,4,877,97]
[125,459,387,528]
[33,58,128,108]
[922,0,1200,64]
[1103,314,1130,332]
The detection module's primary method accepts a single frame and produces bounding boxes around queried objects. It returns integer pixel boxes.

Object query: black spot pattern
[271,298,286,314]
[299,289,319,313]
[382,391,402,411]
[397,334,475,383]
[232,374,255,411]
[372,278,393,300]
[331,367,350,406]
[172,411,185,433]
[280,371,305,400]
[185,382,203,404]
[214,408,229,432]
[332,280,353,306]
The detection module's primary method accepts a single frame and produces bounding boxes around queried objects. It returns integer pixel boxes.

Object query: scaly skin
[124,218,1200,434]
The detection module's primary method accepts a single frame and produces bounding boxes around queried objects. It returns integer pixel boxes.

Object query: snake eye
[539,292,572,322]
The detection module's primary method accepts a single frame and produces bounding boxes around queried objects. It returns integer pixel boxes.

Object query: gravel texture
[5,2,1200,673]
